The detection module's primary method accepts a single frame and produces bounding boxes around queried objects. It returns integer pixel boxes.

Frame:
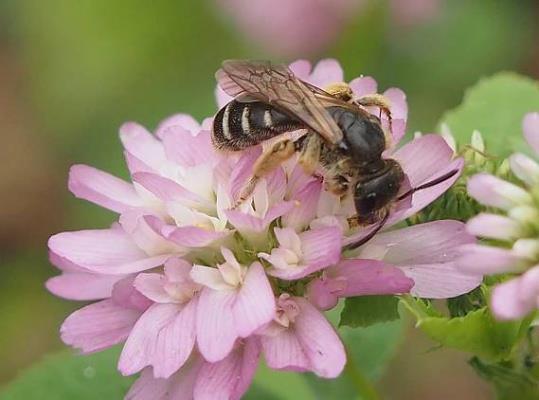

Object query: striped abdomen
[212,100,304,151]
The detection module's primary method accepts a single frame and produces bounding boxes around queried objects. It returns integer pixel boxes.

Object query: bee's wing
[216,60,343,144]
[300,80,372,114]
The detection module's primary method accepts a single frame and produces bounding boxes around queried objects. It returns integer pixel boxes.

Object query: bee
[212,60,457,249]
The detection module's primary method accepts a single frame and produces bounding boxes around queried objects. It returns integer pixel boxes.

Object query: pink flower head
[214,0,441,57]
[457,112,539,321]
[214,0,362,57]
[48,59,476,398]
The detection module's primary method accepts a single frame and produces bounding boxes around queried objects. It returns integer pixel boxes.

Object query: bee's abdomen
[212,100,304,151]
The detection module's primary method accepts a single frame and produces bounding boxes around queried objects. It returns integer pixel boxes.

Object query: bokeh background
[1,0,538,398]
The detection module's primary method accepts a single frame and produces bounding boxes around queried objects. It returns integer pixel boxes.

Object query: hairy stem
[345,348,381,400]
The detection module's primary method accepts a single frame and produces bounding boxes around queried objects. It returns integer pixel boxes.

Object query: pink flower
[457,112,539,320]
[48,59,477,399]
[190,248,275,362]
[118,259,200,378]
[260,294,346,378]
[214,0,362,57]
[214,0,441,57]
[126,339,260,400]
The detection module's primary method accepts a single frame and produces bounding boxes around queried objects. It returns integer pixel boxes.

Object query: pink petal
[401,262,482,298]
[126,359,203,400]
[49,251,84,272]
[510,153,539,187]
[301,226,342,269]
[191,265,233,291]
[165,258,193,281]
[120,210,182,256]
[390,118,407,147]
[291,297,346,378]
[523,112,539,155]
[124,151,154,175]
[329,259,414,297]
[282,179,322,231]
[132,172,210,208]
[159,125,215,168]
[196,288,238,362]
[46,272,124,301]
[133,273,172,303]
[392,134,454,187]
[194,338,260,400]
[125,368,170,400]
[61,299,141,353]
[308,59,344,87]
[467,173,531,211]
[268,227,342,280]
[370,220,474,265]
[68,165,142,213]
[229,147,263,202]
[349,76,377,97]
[155,113,201,138]
[119,301,196,378]
[233,263,275,337]
[49,229,170,274]
[119,122,167,172]
[112,276,153,311]
[288,59,312,80]
[160,224,231,248]
[305,277,344,311]
[384,87,408,121]
[261,329,309,372]
[456,244,523,275]
[226,201,295,233]
[391,158,463,223]
[491,276,536,320]
[467,213,521,241]
[519,266,539,301]
[265,167,287,205]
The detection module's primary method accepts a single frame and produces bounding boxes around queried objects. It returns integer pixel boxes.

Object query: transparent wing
[216,60,344,144]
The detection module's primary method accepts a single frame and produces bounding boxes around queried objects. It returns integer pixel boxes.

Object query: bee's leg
[297,133,322,175]
[325,172,350,197]
[234,139,296,208]
[324,158,355,197]
[356,94,393,143]
[347,215,361,229]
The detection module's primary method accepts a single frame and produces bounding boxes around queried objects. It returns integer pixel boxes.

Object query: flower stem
[344,348,382,400]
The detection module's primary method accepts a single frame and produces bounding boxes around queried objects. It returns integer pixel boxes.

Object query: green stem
[344,348,382,400]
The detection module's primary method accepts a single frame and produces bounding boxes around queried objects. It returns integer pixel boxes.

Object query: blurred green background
[0,0,537,398]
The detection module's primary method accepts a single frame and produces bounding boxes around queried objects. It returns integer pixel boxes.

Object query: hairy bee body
[213,100,387,174]
[212,100,303,151]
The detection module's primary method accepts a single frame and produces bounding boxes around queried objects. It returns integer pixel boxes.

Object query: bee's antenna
[397,169,459,202]
[343,211,390,251]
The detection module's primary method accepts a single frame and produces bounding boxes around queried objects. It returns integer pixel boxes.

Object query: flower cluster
[457,112,539,321]
[47,60,480,399]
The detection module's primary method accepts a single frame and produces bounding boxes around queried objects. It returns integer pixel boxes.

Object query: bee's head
[354,159,405,225]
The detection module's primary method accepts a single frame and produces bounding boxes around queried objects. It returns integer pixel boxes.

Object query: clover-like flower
[47,59,478,399]
[457,112,539,321]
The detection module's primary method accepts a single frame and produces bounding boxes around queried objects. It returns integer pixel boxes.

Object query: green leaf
[439,72,539,157]
[0,347,134,400]
[446,286,487,318]
[401,297,522,361]
[0,346,312,400]
[250,363,312,400]
[340,296,400,328]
